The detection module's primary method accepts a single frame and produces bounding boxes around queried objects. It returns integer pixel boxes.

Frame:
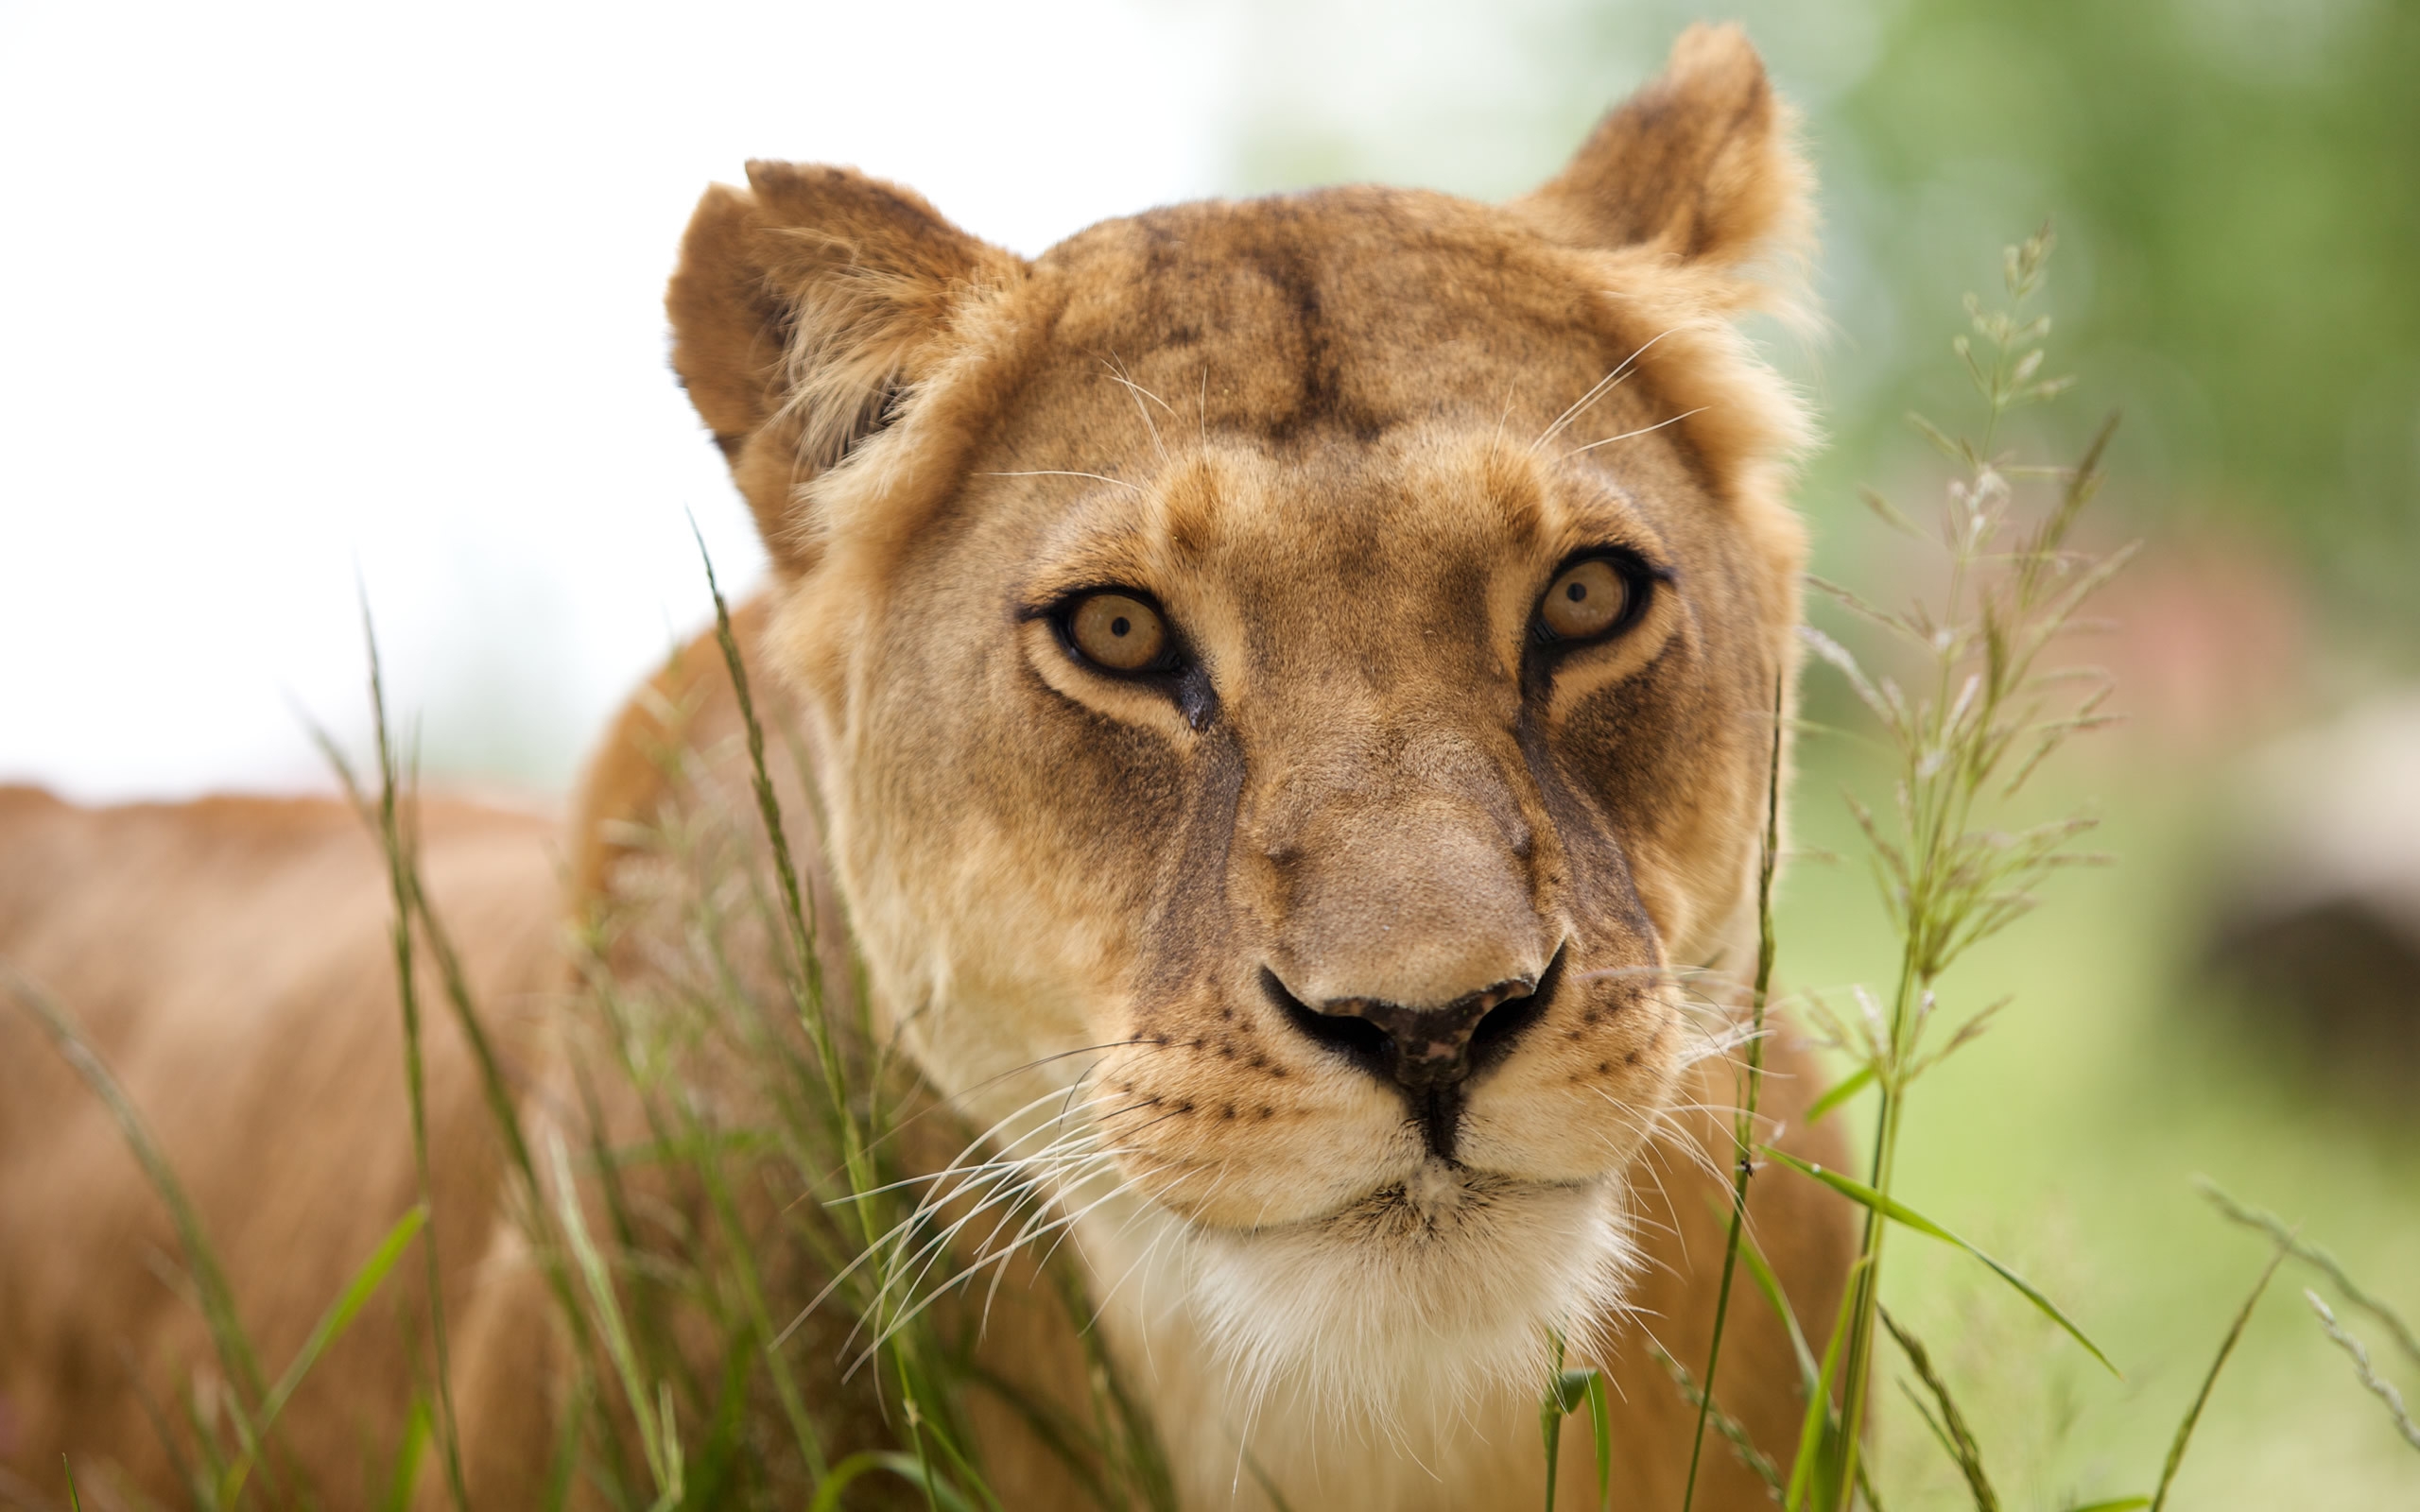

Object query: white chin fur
[1182,1164,1636,1438]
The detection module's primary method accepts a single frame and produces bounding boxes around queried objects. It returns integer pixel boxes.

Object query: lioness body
[0,788,559,1504]
[0,626,1839,1510]
[3,26,1854,1510]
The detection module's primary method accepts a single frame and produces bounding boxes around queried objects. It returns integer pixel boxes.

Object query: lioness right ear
[666,162,1024,571]
[1510,24,1806,287]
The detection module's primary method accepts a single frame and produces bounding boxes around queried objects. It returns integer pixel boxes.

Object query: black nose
[1262,948,1564,1157]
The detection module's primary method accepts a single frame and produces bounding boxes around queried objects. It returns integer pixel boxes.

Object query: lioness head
[667,24,1808,1421]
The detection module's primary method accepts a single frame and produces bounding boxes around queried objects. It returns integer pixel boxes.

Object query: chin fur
[1181,1165,1637,1440]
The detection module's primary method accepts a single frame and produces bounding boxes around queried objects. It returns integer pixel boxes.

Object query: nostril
[1465,946,1563,1076]
[1261,968,1392,1078]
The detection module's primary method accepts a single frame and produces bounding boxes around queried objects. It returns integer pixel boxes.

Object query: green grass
[1777,757,2420,1508]
[1611,227,2420,1512]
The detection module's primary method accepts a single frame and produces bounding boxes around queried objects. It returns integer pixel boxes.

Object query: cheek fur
[1090,1015,1414,1228]
[1553,645,1756,952]
[1458,985,1687,1182]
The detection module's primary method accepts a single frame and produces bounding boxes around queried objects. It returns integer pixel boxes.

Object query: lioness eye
[1067,592,1168,671]
[1540,558,1631,641]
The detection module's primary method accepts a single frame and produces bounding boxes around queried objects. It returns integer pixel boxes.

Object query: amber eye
[1066,592,1169,672]
[1539,558,1633,642]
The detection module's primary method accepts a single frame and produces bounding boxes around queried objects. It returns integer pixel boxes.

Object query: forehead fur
[800,186,1808,609]
[1038,191,1620,442]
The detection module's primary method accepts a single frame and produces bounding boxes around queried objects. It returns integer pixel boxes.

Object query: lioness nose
[1261,947,1562,1095]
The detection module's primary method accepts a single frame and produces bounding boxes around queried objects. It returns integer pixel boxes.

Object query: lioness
[1,25,1852,1511]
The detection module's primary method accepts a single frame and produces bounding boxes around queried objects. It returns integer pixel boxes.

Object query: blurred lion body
[0,788,561,1505]
[2,26,1853,1511]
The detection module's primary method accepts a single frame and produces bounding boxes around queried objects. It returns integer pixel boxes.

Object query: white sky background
[0,0,1249,799]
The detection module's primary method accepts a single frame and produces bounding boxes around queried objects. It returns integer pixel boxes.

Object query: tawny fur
[1,26,1853,1512]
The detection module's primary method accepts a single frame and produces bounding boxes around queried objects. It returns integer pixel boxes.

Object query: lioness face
[670,26,1806,1409]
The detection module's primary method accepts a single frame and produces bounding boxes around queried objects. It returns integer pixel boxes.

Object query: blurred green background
[1224,1,2419,1505]
[1228,0,2420,653]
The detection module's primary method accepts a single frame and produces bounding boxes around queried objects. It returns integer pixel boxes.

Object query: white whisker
[1562,406,1710,458]
[977,468,1146,495]
[1530,326,1685,454]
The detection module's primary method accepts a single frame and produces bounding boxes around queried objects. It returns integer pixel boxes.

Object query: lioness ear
[666,162,1024,570]
[1511,24,1806,277]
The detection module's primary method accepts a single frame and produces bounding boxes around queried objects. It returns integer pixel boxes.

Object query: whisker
[1106,356,1180,417]
[1530,326,1685,453]
[976,1160,1128,1328]
[777,1104,1118,1345]
[884,1150,1121,1329]
[1562,406,1709,458]
[1104,356,1176,467]
[828,1081,1106,1206]
[1083,1191,1194,1328]
[977,469,1146,495]
[852,1164,1171,1373]
[837,1145,1113,1357]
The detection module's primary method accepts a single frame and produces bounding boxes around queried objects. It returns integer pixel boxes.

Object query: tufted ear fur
[666,162,1025,571]
[1511,24,1806,284]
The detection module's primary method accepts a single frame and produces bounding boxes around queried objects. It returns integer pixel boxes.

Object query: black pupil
[1111,615,1132,637]
[1564,580,1588,602]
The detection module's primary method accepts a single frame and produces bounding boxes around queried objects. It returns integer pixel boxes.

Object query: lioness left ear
[666,162,1026,572]
[1510,23,1806,280]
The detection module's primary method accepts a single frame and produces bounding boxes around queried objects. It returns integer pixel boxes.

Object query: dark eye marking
[1026,586,1219,730]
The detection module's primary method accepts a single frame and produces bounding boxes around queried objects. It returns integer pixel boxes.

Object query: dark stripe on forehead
[1039,191,1631,453]
[1244,220,1389,447]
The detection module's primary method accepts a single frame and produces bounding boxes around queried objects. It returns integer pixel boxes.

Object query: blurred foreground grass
[1774,735,2420,1508]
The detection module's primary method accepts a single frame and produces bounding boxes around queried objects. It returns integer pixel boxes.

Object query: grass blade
[1584,1368,1612,1512]
[5,967,268,1403]
[2305,1290,2420,1453]
[2197,1177,2420,1370]
[547,1128,674,1500]
[1681,679,1787,1512]
[378,1397,434,1512]
[1544,1366,1605,1488]
[352,602,473,1512]
[2149,1235,2292,1511]
[1785,1256,1864,1512]
[1731,1212,1821,1401]
[807,1452,981,1512]
[1538,1327,1612,1512]
[1878,1305,1999,1512]
[1656,1349,1786,1500]
[539,1378,592,1512]
[1763,1147,2116,1375]
[1804,1064,1876,1126]
[263,1205,428,1429]
[1538,1333,1572,1512]
[221,1205,430,1503]
[692,531,990,1511]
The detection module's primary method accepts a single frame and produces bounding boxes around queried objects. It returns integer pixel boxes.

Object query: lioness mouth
[1256,1162,1585,1245]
